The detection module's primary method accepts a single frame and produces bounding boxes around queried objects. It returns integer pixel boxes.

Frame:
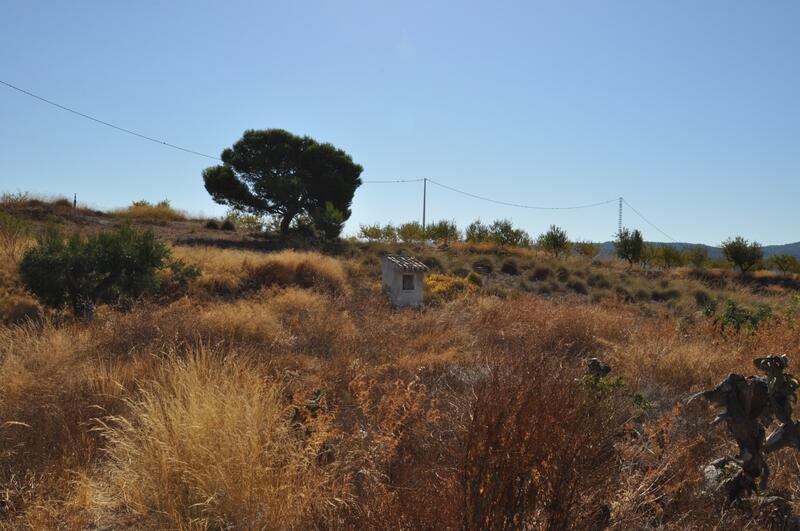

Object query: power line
[426,178,619,210]
[2,79,680,240]
[362,178,425,183]
[622,198,677,242]
[0,79,222,160]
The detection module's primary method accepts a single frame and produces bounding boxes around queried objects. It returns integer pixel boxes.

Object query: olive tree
[721,236,763,273]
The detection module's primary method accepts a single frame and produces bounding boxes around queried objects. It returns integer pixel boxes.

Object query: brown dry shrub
[461,353,629,530]
[195,288,355,357]
[97,347,343,529]
[172,246,347,296]
[471,296,633,359]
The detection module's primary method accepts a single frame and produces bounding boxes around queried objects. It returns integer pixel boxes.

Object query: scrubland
[3,209,800,528]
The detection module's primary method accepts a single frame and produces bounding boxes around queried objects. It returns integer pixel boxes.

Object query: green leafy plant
[536,225,570,257]
[19,225,173,318]
[203,129,363,242]
[0,211,31,259]
[721,236,763,273]
[573,240,600,259]
[614,228,644,266]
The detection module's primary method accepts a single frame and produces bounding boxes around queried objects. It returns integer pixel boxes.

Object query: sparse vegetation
[3,198,800,529]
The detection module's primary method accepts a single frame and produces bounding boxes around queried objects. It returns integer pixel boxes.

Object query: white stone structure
[381,255,429,308]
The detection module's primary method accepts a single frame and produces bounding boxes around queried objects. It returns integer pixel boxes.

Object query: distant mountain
[597,241,800,260]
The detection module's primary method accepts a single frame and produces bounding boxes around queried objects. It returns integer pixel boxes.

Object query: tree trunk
[279,213,293,243]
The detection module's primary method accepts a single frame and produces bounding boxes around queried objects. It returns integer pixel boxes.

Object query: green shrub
[529,267,552,281]
[614,286,633,302]
[451,266,470,277]
[693,289,711,307]
[650,289,680,302]
[587,273,610,289]
[500,259,519,275]
[205,219,220,230]
[556,266,570,282]
[220,219,236,231]
[720,300,773,331]
[566,280,588,295]
[19,225,172,318]
[225,209,266,233]
[0,211,31,259]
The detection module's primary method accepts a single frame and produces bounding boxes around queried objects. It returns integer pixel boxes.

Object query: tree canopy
[203,129,363,241]
[721,236,763,273]
[537,225,570,257]
[614,228,644,266]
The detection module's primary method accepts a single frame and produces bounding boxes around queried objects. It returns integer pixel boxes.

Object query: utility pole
[618,197,623,236]
[73,193,77,209]
[422,178,427,234]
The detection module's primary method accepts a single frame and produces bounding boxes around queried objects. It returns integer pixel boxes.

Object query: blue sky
[1,1,798,245]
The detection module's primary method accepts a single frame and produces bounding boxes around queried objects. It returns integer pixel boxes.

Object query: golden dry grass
[96,347,342,529]
[3,235,800,528]
[111,201,188,221]
[173,246,348,296]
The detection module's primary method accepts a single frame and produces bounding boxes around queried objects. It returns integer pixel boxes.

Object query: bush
[205,219,220,230]
[500,259,519,275]
[650,289,680,302]
[311,202,345,239]
[466,271,482,286]
[472,257,494,274]
[19,225,172,318]
[220,219,236,231]
[113,199,187,221]
[225,209,267,233]
[720,300,772,331]
[99,349,338,528]
[529,266,552,281]
[556,266,570,282]
[693,289,712,308]
[573,240,600,259]
[0,211,31,259]
[587,273,611,289]
[421,256,444,272]
[567,279,589,295]
[245,251,346,294]
[425,274,475,300]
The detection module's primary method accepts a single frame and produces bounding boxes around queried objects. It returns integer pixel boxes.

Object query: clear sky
[1,1,798,245]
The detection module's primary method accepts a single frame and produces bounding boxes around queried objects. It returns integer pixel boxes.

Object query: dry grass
[3,226,800,528]
[173,246,347,296]
[96,347,342,529]
[111,200,188,222]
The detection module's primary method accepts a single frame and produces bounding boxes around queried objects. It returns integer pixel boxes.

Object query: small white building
[381,255,429,308]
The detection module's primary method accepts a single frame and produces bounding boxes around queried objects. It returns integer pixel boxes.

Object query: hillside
[3,200,800,528]
[599,240,800,259]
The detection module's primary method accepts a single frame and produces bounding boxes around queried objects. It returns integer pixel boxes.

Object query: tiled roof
[385,255,429,272]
